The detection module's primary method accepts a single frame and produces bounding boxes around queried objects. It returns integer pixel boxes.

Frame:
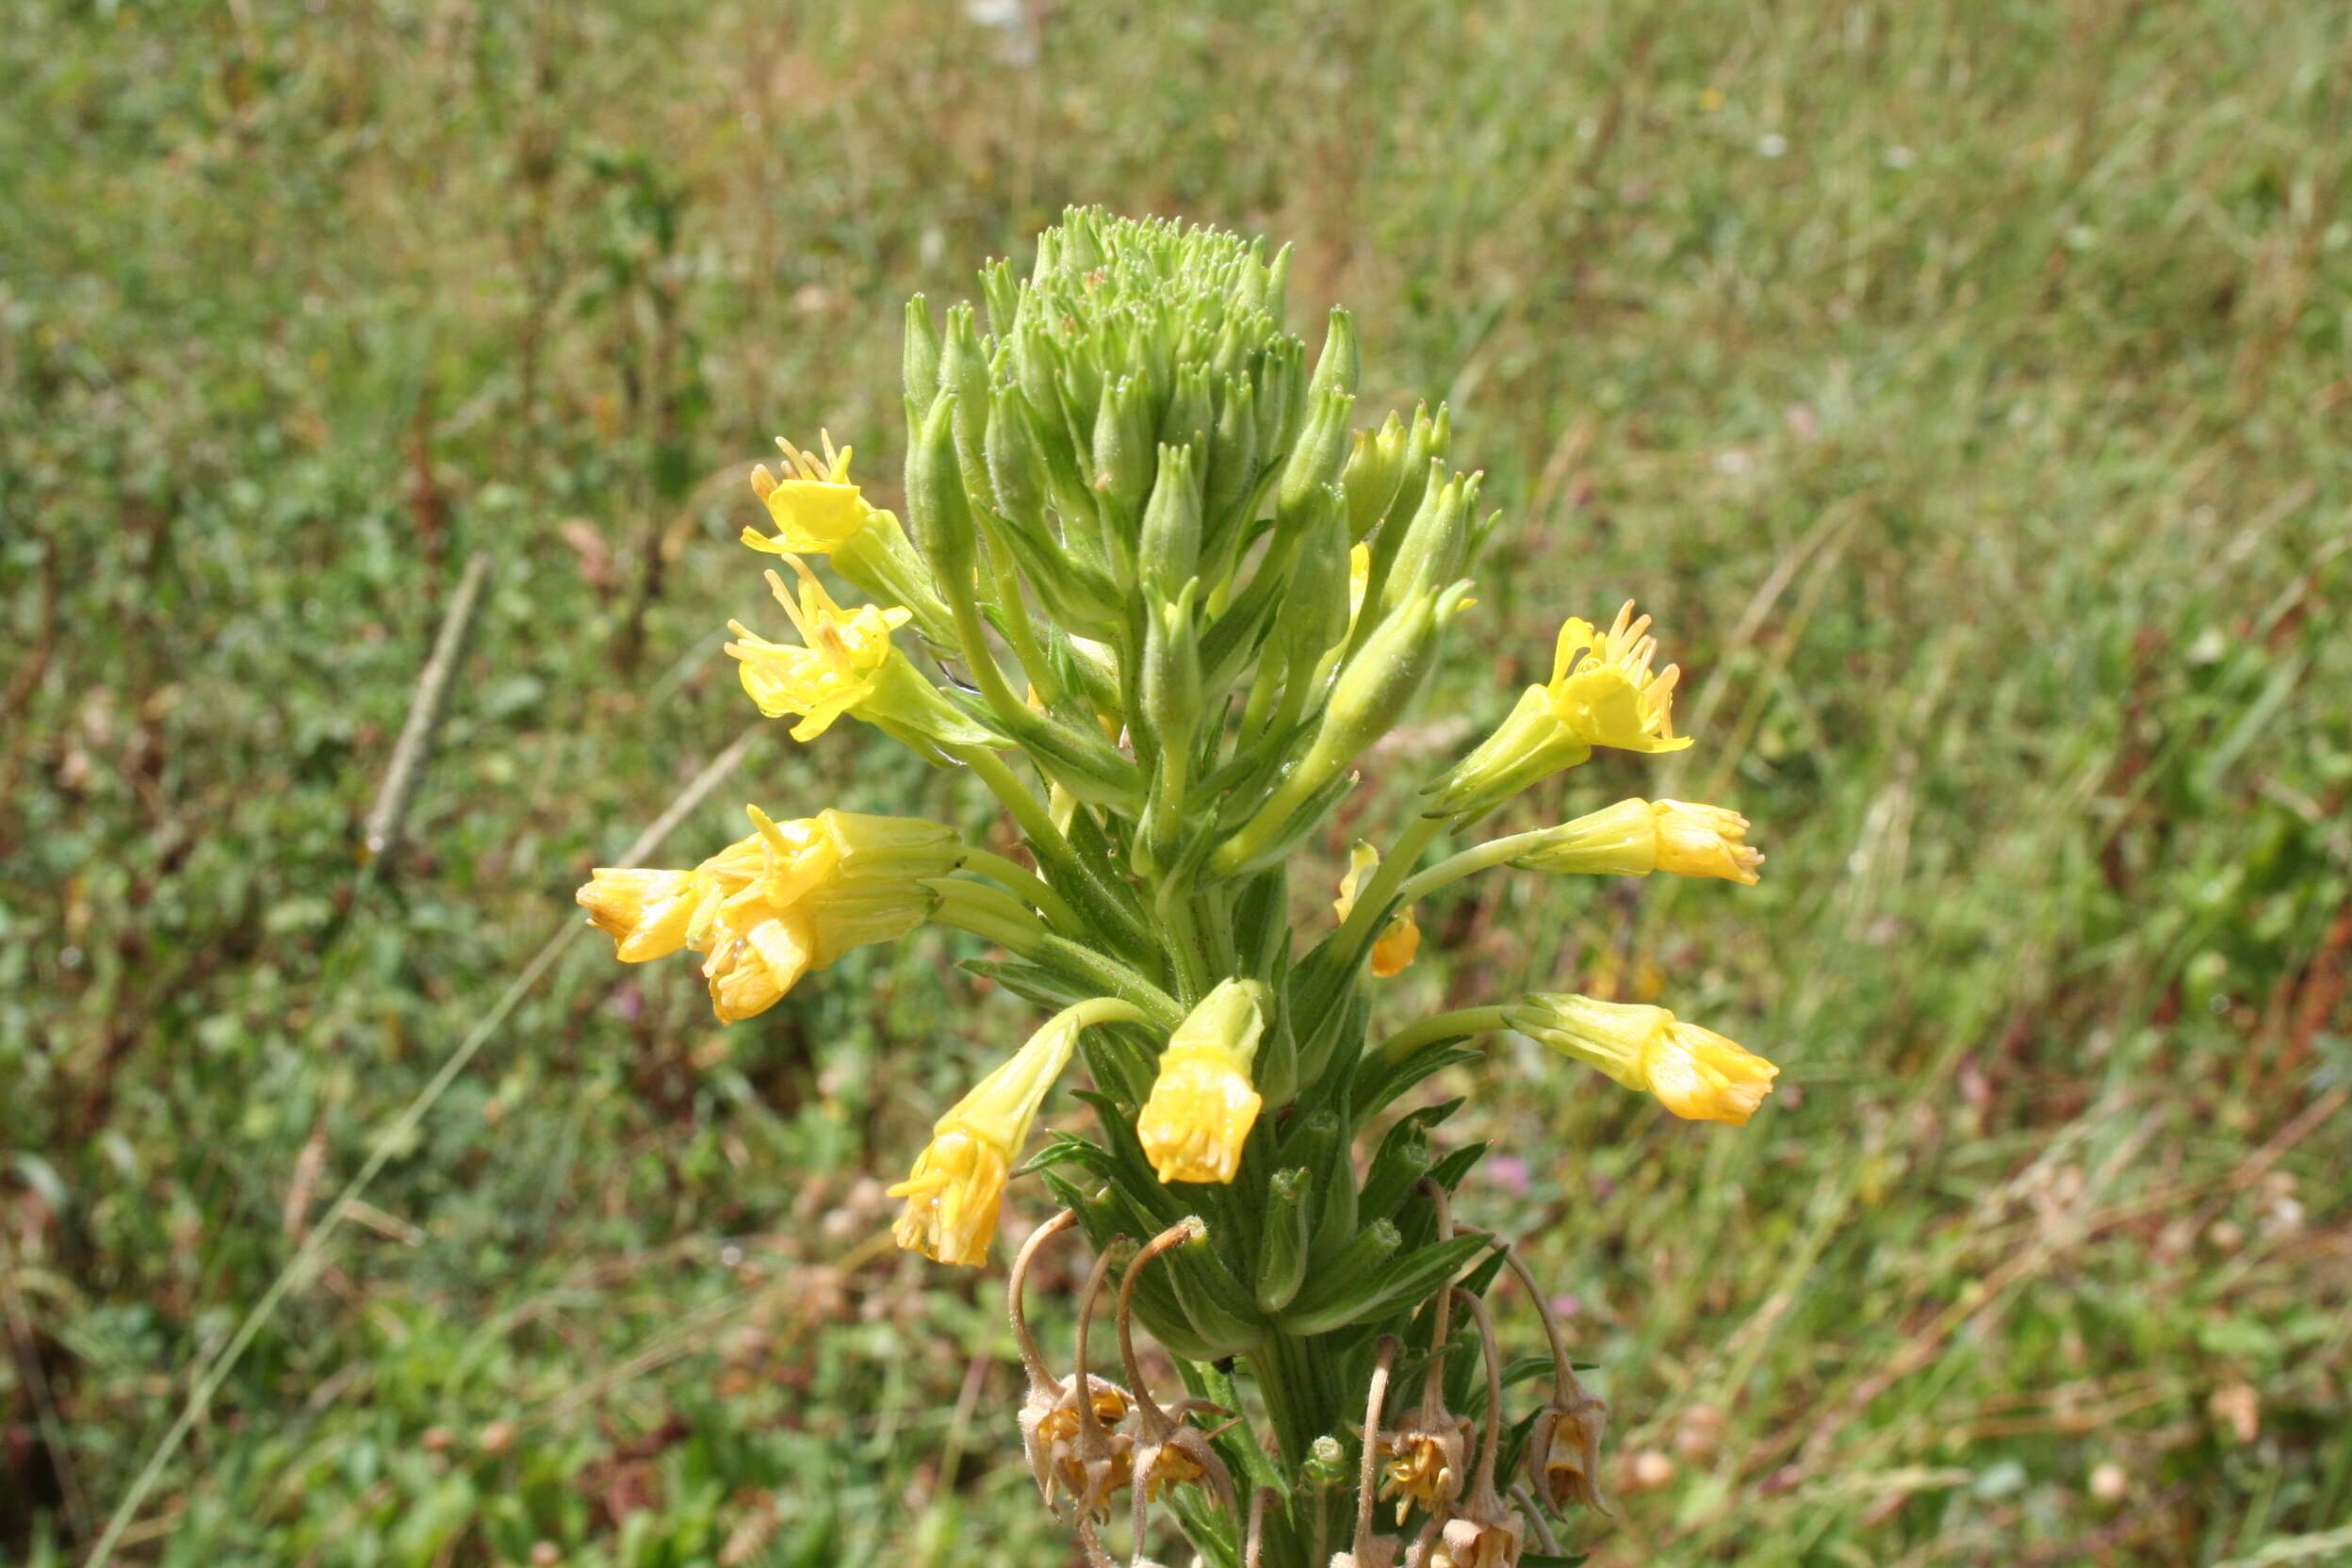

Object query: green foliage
[4,1,2347,1564]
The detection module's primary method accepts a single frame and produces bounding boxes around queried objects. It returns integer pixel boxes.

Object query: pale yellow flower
[1512,797,1763,885]
[575,868,701,962]
[1136,979,1268,1184]
[891,1011,1086,1265]
[1508,993,1778,1126]
[576,807,956,1024]
[1652,800,1762,883]
[1542,600,1690,755]
[743,433,874,555]
[725,558,912,741]
[1425,600,1693,819]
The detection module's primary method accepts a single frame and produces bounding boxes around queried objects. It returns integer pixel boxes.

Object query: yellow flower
[1371,910,1423,977]
[575,868,701,962]
[889,1129,1007,1267]
[726,558,912,741]
[576,807,957,1024]
[891,1011,1086,1265]
[1348,540,1373,628]
[1544,600,1689,754]
[1652,800,1762,883]
[1136,978,1268,1184]
[1424,599,1692,820]
[1507,993,1778,1125]
[743,433,874,556]
[1511,797,1763,885]
[1334,841,1421,977]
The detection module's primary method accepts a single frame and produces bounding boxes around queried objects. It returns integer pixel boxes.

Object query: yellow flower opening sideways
[575,806,953,1023]
[1510,993,1779,1125]
[725,557,911,741]
[891,1013,1085,1265]
[1334,841,1423,977]
[1544,600,1690,755]
[1136,979,1269,1184]
[1513,797,1764,885]
[1424,598,1693,821]
[743,433,874,555]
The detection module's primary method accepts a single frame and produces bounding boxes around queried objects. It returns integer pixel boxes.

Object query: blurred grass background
[6,0,2350,1563]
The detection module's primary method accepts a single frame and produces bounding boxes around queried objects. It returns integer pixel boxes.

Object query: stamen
[764,569,814,642]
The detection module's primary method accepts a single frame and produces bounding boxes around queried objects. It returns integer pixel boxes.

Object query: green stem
[951,590,1040,734]
[930,876,1049,949]
[981,522,1061,705]
[958,847,1083,933]
[1391,824,1560,907]
[932,881,1184,1030]
[1373,1004,1511,1066]
[950,743,1146,950]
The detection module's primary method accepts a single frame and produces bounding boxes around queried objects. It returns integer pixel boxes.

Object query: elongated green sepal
[1252,1168,1314,1313]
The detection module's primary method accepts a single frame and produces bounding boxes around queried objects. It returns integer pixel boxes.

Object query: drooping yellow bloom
[1334,841,1422,977]
[726,559,912,741]
[1136,978,1268,1184]
[743,433,874,556]
[1511,797,1763,885]
[576,807,958,1023]
[1425,599,1692,819]
[891,1011,1086,1265]
[1507,993,1778,1125]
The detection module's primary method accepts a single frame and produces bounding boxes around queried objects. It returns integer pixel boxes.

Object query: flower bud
[1276,483,1352,683]
[985,388,1053,525]
[906,388,977,585]
[1139,444,1203,600]
[903,296,941,407]
[1277,385,1356,526]
[1308,306,1358,400]
[1092,374,1157,551]
[1201,373,1261,541]
[1341,410,1410,542]
[1376,467,1478,619]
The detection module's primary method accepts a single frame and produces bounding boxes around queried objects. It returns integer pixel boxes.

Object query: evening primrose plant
[578,209,1776,1568]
